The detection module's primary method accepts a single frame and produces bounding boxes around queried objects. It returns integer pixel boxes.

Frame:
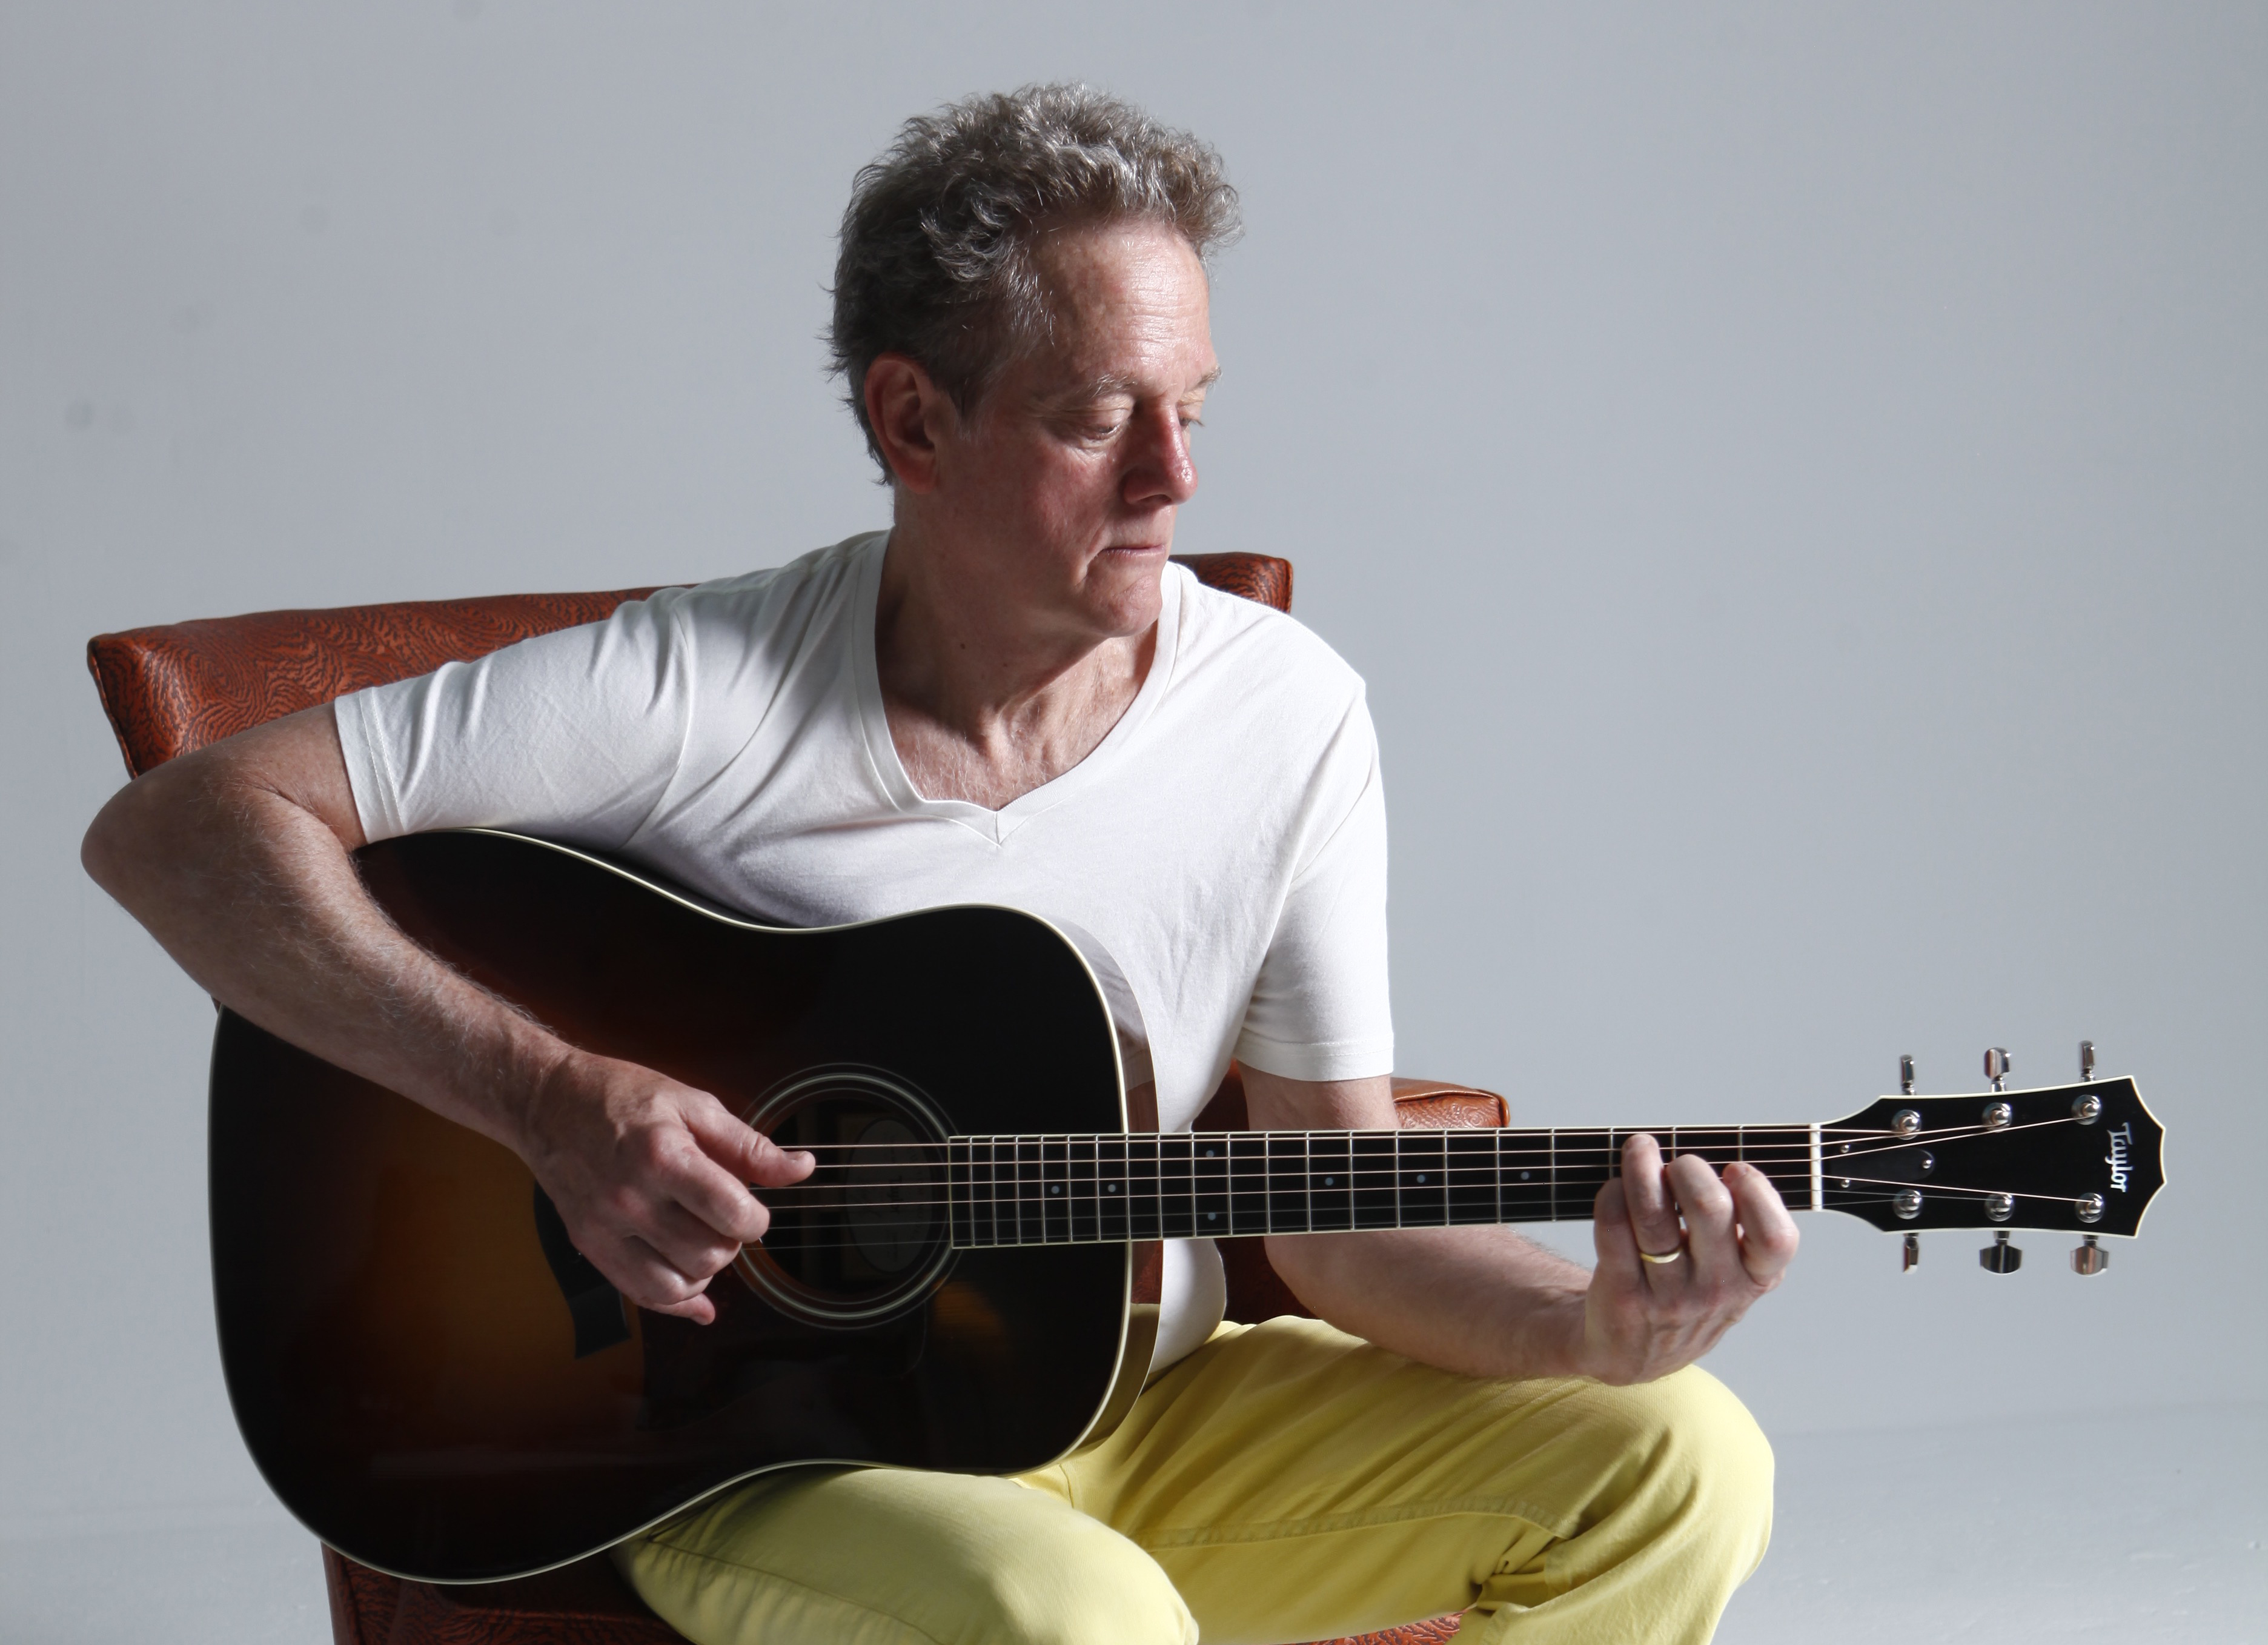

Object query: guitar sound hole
[734,1068,954,1328]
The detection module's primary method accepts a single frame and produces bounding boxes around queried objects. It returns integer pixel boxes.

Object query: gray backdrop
[4,0,2261,1546]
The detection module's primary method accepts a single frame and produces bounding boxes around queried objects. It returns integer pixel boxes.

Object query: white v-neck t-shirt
[336,532,1393,1367]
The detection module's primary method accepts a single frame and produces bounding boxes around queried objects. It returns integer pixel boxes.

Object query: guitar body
[210,829,1136,1581]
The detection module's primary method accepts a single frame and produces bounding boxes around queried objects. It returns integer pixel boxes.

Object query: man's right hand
[514,1049,816,1324]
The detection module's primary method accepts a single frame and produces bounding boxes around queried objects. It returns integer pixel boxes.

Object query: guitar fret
[1130,1133,1162,1241]
[1311,1131,1353,1231]
[1494,1129,1505,1225]
[1016,1137,1040,1245]
[960,1138,980,1249]
[1159,1134,1196,1240]
[1267,1130,1307,1237]
[1228,1132,1269,1236]
[1446,1129,1496,1225]
[1071,1134,1099,1244]
[1193,1134,1229,1237]
[1400,1128,1447,1228]
[1098,1135,1129,1244]
[1051,1134,1069,1243]
[1352,1131,1397,1229]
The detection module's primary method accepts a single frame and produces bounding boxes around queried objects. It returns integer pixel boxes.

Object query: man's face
[926,218,1218,642]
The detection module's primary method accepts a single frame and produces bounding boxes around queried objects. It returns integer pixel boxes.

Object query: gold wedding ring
[1637,1244,1686,1265]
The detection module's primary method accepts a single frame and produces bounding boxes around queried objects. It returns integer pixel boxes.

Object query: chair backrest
[85,552,1294,779]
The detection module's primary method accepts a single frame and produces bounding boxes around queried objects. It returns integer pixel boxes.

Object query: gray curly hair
[829,84,1242,476]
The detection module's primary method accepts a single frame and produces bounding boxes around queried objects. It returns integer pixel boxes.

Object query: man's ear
[864,354,950,494]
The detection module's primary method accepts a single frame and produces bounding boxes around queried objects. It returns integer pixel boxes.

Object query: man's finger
[1666,1152,1741,1288]
[635,1198,749,1283]
[600,1234,718,1324]
[686,1099,816,1188]
[1618,1134,1686,1266]
[663,1145,774,1246]
[1590,1177,1646,1290]
[1726,1160,1801,1286]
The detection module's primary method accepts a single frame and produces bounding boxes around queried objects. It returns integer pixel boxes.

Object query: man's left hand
[1575,1132,1801,1385]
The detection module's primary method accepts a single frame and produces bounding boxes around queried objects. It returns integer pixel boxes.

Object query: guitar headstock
[1818,1075,2163,1238]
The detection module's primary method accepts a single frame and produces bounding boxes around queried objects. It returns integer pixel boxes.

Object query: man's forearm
[81,709,562,1152]
[1265,1224,1594,1381]
[85,705,807,1324]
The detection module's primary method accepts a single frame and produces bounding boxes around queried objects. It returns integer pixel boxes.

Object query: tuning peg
[1899,1054,1915,1095]
[2079,1040,2095,1082]
[1983,1048,2011,1092]
[1980,1231,2023,1274]
[2072,1235,2109,1277]
[1902,1232,1920,1273]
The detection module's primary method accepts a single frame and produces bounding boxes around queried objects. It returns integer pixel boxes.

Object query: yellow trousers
[615,1316,1773,1645]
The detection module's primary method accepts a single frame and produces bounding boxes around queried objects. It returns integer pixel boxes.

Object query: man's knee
[952,1514,1192,1645]
[1599,1367,1775,1572]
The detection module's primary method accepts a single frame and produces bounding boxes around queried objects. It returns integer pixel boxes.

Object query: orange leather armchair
[88,553,1486,1645]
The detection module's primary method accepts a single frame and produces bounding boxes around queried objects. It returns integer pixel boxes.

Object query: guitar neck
[944,1125,1819,1248]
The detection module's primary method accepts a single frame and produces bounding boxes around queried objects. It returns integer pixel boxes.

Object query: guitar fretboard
[943,1126,1820,1248]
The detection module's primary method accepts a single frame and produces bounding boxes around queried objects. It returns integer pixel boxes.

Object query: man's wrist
[442,1010,579,1161]
[1520,1289,1595,1380]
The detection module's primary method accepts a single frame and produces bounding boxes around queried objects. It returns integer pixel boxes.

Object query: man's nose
[1122,405,1198,509]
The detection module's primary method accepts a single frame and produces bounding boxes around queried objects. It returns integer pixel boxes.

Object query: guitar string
[742,1195,2040,1233]
[744,1171,2054,1223]
[698,1115,2112,1247]
[770,1105,2110,1148]
[774,1114,2086,1166]
[724,1186,2066,1255]
[752,1114,2089,1209]
[779,1128,1855,1152]
[751,1115,2082,1198]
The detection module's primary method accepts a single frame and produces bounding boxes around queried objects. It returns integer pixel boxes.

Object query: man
[84,86,1794,1644]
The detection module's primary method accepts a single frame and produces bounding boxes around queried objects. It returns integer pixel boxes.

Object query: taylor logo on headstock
[2106,1122,2134,1193]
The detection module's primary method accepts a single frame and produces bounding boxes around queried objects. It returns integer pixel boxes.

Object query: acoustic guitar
[207,829,2164,1582]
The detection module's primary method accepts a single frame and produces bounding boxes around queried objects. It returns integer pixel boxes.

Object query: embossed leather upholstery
[90,547,1482,1645]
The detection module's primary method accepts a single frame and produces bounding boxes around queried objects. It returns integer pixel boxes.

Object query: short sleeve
[333,590,695,851]
[1231,695,1394,1083]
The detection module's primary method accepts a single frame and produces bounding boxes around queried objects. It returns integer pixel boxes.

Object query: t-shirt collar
[851,532,1184,846]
